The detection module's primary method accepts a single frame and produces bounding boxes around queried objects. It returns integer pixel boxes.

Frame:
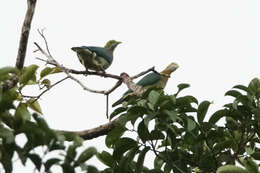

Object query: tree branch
[62,117,121,140]
[2,0,37,92]
[16,0,37,70]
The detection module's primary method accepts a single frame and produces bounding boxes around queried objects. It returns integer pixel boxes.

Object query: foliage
[0,66,96,173]
[0,65,259,172]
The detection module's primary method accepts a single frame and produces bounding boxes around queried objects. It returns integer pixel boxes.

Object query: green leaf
[137,120,150,142]
[233,85,248,92]
[197,101,211,123]
[248,78,260,98]
[41,79,51,88]
[245,147,254,155]
[40,67,62,79]
[149,130,165,140]
[154,156,164,169]
[75,147,97,166]
[28,153,42,171]
[209,109,228,124]
[45,158,61,171]
[148,90,160,106]
[185,117,196,131]
[15,103,31,123]
[251,152,260,160]
[128,105,147,116]
[0,66,19,76]
[110,107,127,120]
[65,144,78,164]
[217,165,248,173]
[176,83,190,96]
[225,90,242,98]
[32,113,52,135]
[19,64,39,85]
[96,151,115,167]
[136,147,150,173]
[2,151,12,173]
[105,125,126,148]
[84,165,99,173]
[27,99,43,114]
[163,110,178,122]
[113,137,138,160]
[213,139,234,152]
[0,126,15,144]
[241,158,259,173]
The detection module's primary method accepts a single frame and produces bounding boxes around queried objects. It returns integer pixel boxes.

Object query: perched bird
[112,62,179,107]
[71,40,121,72]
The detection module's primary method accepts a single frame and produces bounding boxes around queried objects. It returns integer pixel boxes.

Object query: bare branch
[61,117,121,140]
[16,0,37,70]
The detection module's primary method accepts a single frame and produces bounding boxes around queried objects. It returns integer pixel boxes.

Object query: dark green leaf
[213,139,234,152]
[233,85,248,92]
[45,158,61,171]
[84,165,99,173]
[128,105,147,116]
[110,107,127,120]
[251,152,260,160]
[148,90,160,106]
[75,147,97,166]
[15,103,31,123]
[197,101,211,123]
[149,130,165,140]
[96,151,115,167]
[136,147,150,172]
[163,110,178,122]
[225,90,242,98]
[248,78,260,97]
[137,120,150,142]
[217,165,248,173]
[113,137,138,160]
[0,126,14,144]
[28,153,42,171]
[65,144,78,164]
[154,156,164,169]
[176,83,190,96]
[185,117,196,131]
[117,156,129,173]
[209,109,228,124]
[105,125,126,148]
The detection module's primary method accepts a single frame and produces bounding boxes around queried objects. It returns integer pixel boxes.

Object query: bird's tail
[112,97,125,107]
[71,47,81,52]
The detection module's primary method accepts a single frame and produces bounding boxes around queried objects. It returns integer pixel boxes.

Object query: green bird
[71,40,121,72]
[112,62,179,107]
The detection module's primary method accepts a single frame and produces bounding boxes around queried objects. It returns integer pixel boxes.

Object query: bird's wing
[123,72,162,95]
[112,72,162,107]
[85,46,113,64]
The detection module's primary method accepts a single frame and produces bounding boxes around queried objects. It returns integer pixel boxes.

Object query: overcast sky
[1,0,260,172]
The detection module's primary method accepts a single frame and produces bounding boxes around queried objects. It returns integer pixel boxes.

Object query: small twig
[106,94,109,119]
[35,76,69,102]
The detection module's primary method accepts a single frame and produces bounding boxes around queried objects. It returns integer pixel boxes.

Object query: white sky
[1,0,260,172]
